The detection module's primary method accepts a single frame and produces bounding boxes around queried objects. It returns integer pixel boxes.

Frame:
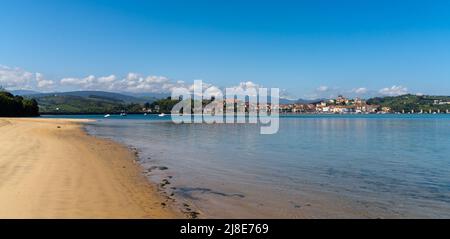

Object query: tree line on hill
[0,88,39,117]
[367,94,450,112]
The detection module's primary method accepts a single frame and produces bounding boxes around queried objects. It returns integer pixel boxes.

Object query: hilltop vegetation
[30,93,204,114]
[367,94,450,112]
[16,91,161,114]
[26,91,150,103]
[0,89,39,117]
[33,94,147,114]
[149,98,181,113]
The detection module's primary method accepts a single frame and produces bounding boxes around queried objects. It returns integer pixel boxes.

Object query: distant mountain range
[278,98,324,104]
[11,90,168,102]
[25,91,149,103]
[10,90,41,96]
[11,90,319,105]
[120,92,171,100]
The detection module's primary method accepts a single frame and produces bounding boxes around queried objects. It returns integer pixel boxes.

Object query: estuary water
[45,114,450,218]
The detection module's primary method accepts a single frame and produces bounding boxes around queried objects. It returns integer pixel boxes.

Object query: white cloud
[0,65,341,100]
[236,81,261,90]
[378,85,408,96]
[184,80,278,99]
[226,81,262,97]
[203,86,223,98]
[35,73,54,88]
[61,75,96,88]
[97,75,116,84]
[304,85,410,99]
[352,87,368,94]
[303,85,340,99]
[0,65,55,90]
[279,89,297,100]
[0,64,424,101]
[0,65,34,88]
[60,73,185,93]
[316,85,329,92]
[120,73,177,92]
[37,80,54,88]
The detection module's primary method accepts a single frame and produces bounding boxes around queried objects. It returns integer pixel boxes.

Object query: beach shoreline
[0,118,181,218]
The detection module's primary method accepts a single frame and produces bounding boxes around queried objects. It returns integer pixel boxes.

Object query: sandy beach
[0,118,180,218]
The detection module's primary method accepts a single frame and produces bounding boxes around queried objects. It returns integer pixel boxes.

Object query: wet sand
[0,118,181,218]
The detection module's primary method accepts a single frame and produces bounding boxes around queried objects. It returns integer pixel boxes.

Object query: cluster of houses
[202,98,277,114]
[200,95,385,114]
[279,95,450,114]
[433,99,450,105]
[280,95,388,114]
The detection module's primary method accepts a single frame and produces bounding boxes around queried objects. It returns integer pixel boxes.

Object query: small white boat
[144,113,148,116]
[158,113,166,117]
[120,112,127,116]
[104,114,111,118]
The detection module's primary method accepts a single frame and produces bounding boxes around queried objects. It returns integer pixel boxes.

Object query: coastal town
[277,95,450,114]
[278,95,386,114]
[235,95,387,114]
[144,94,450,115]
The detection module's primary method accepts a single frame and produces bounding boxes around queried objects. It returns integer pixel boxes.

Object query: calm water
[45,114,450,218]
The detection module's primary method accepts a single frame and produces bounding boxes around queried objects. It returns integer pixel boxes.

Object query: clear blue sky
[1,0,450,98]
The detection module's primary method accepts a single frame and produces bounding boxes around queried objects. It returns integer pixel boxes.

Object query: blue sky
[1,0,450,98]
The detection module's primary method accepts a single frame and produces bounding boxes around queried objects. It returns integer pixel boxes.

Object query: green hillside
[25,91,151,103]
[367,94,450,112]
[0,90,39,117]
[34,95,146,114]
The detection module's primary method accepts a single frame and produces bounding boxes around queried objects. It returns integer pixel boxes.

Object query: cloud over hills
[0,65,54,90]
[1,64,414,99]
[1,65,279,97]
[378,85,408,96]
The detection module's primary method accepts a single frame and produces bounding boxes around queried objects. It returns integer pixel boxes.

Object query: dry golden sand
[0,118,181,218]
